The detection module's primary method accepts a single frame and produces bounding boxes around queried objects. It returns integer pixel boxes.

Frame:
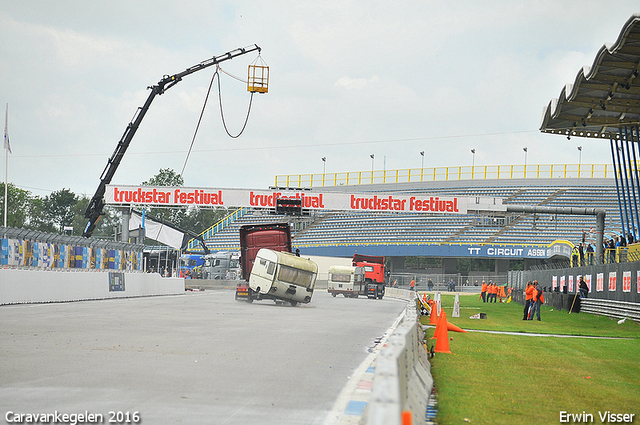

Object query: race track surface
[1,290,406,425]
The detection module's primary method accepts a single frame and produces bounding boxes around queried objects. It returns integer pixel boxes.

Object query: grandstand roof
[540,14,640,139]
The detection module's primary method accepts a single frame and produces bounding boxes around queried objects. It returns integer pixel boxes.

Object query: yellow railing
[275,164,614,188]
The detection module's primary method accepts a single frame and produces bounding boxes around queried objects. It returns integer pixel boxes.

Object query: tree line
[0,169,228,241]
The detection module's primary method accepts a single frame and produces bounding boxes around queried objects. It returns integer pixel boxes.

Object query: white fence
[363,288,433,425]
[0,269,184,305]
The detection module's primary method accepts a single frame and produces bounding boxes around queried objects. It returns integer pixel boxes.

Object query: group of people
[523,281,544,321]
[480,281,500,303]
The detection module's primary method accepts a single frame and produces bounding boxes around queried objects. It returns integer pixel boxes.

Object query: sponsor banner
[104,185,470,214]
[569,275,574,292]
[609,271,617,292]
[597,273,604,292]
[623,270,631,293]
[466,245,549,258]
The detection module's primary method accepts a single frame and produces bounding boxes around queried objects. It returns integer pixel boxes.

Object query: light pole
[321,157,326,175]
[577,145,582,165]
[420,151,424,169]
[523,147,528,177]
[577,146,583,177]
[471,148,476,178]
[370,154,375,183]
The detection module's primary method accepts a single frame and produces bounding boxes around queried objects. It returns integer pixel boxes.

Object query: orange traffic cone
[430,306,441,339]
[429,302,438,325]
[434,311,451,353]
[446,321,468,333]
[402,411,412,425]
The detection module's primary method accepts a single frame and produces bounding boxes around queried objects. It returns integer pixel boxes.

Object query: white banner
[129,212,183,250]
[105,185,473,214]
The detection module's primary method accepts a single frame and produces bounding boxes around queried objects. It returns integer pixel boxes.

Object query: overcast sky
[1,2,638,198]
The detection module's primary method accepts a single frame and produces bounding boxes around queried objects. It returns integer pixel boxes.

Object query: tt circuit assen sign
[104,185,484,214]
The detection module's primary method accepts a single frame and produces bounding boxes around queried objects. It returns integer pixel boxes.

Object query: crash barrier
[0,268,184,305]
[363,289,433,425]
[1,227,144,271]
[580,299,640,322]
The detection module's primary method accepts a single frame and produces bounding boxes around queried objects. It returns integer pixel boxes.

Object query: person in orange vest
[489,282,496,303]
[523,282,534,320]
[410,279,415,291]
[530,282,543,321]
[528,282,539,320]
[480,281,488,302]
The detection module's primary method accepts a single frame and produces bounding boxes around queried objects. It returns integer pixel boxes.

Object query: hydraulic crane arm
[83,44,261,238]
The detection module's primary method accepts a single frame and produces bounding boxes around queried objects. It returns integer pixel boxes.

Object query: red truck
[236,223,292,301]
[352,254,387,299]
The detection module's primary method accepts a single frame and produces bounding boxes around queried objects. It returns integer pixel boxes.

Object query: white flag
[4,104,11,154]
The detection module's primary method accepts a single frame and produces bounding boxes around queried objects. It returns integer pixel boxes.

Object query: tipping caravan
[249,248,318,306]
[327,265,366,298]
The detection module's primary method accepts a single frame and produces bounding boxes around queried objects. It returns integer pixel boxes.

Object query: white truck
[248,248,318,306]
[327,265,366,298]
[202,251,240,280]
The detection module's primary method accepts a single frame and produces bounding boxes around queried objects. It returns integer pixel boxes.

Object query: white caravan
[249,248,318,306]
[327,265,366,297]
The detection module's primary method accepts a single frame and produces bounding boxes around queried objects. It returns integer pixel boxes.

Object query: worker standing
[481,281,488,302]
[523,282,534,320]
[528,282,539,320]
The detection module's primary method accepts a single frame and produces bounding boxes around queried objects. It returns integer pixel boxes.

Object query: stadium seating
[198,179,622,252]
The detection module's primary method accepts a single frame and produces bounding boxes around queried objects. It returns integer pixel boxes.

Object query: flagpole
[4,141,7,227]
[3,103,8,229]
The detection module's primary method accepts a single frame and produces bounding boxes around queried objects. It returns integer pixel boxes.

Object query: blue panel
[344,401,368,416]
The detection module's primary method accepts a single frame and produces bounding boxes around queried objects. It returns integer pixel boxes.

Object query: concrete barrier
[363,289,433,425]
[0,269,184,305]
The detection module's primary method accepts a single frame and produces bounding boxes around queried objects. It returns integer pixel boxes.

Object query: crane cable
[181,65,254,177]
[217,66,255,139]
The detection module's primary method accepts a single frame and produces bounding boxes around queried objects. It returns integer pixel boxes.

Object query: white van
[327,265,366,298]
[249,248,318,306]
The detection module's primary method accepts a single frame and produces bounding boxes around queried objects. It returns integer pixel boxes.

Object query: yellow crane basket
[248,55,269,93]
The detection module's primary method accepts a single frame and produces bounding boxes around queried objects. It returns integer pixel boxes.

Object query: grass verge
[420,293,640,425]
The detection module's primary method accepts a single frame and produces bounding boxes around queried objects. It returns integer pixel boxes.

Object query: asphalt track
[0,289,406,425]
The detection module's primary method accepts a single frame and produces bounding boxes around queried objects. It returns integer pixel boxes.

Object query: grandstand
[191,169,622,268]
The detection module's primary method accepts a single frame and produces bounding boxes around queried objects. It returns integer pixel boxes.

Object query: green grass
[420,294,640,425]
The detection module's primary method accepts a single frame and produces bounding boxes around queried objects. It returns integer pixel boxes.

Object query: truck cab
[202,251,240,280]
[352,254,386,299]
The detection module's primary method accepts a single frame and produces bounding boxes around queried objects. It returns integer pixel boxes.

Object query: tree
[142,168,184,187]
[141,168,186,226]
[27,196,56,233]
[181,207,229,234]
[44,188,79,233]
[0,183,31,228]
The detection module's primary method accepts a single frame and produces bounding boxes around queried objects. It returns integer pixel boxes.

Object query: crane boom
[83,45,261,238]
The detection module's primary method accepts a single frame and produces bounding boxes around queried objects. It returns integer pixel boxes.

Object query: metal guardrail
[1,226,144,251]
[276,163,614,188]
[580,299,640,322]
